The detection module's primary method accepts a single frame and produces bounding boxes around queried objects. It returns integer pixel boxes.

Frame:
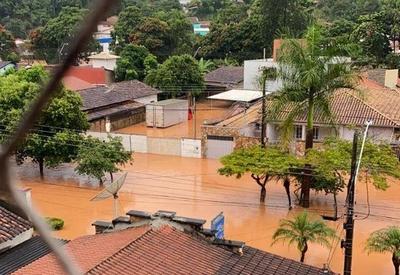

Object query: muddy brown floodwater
[15,153,400,275]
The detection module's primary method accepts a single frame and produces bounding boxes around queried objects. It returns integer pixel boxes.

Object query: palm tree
[198,58,214,75]
[270,25,358,207]
[366,226,400,275]
[272,211,336,263]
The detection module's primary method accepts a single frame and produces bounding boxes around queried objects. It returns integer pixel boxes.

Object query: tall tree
[366,226,400,275]
[112,6,144,52]
[115,44,157,81]
[0,66,89,177]
[218,146,298,205]
[145,54,204,97]
[0,25,17,61]
[269,26,358,207]
[272,211,336,262]
[75,136,132,184]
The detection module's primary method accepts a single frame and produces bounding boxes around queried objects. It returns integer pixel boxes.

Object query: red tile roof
[62,76,94,91]
[16,225,331,275]
[64,66,107,85]
[13,226,150,275]
[0,206,32,245]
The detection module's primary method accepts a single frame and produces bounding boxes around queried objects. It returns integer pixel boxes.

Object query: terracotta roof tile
[64,66,107,85]
[13,226,150,275]
[62,76,95,91]
[0,206,32,244]
[218,89,398,128]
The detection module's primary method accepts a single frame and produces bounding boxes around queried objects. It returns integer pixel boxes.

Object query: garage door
[206,136,234,159]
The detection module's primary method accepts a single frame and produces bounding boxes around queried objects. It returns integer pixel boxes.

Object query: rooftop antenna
[90,172,128,218]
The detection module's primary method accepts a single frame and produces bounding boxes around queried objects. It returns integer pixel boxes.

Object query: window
[294,125,303,139]
[313,127,320,140]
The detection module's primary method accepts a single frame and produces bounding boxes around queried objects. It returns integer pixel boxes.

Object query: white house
[88,51,119,71]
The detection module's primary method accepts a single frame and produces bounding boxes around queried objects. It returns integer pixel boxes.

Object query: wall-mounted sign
[211,212,224,239]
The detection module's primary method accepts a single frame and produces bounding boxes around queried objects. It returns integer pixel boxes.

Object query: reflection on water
[15,153,400,275]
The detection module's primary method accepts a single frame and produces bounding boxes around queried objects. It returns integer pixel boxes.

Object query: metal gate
[206,136,234,159]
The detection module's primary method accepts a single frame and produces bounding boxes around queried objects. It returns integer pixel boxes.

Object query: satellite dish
[90,172,128,218]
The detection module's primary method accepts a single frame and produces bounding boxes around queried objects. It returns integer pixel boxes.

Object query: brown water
[16,153,400,275]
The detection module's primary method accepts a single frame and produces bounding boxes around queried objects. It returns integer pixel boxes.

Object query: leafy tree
[306,138,400,216]
[198,58,215,74]
[112,6,144,52]
[214,3,248,24]
[122,0,182,16]
[188,0,230,19]
[75,136,132,184]
[272,211,336,262]
[381,0,400,50]
[315,0,381,22]
[218,146,298,204]
[269,26,358,207]
[130,17,172,58]
[30,7,99,63]
[145,54,204,97]
[0,66,89,177]
[115,44,157,81]
[366,226,400,275]
[0,25,17,61]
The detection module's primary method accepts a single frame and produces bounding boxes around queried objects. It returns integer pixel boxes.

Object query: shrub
[45,217,64,231]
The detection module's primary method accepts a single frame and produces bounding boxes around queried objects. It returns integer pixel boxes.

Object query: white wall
[135,95,158,105]
[367,127,394,142]
[181,139,201,158]
[0,228,33,251]
[90,59,117,71]
[243,59,282,91]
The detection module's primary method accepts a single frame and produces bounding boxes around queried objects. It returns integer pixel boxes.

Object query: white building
[88,51,119,71]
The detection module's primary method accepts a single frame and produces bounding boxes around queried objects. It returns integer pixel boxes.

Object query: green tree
[0,66,89,177]
[112,6,144,52]
[30,7,99,63]
[130,17,172,58]
[115,44,157,81]
[0,25,17,61]
[218,146,298,204]
[145,54,204,97]
[197,58,215,74]
[366,226,400,275]
[75,136,132,184]
[214,3,248,24]
[269,26,358,207]
[272,211,336,262]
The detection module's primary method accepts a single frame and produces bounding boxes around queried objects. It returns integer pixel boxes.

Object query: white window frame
[294,125,303,140]
[313,126,320,140]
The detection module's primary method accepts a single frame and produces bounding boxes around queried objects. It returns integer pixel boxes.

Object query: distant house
[201,80,400,158]
[16,209,334,275]
[0,205,33,252]
[193,22,210,36]
[205,66,244,93]
[80,80,160,132]
[0,61,16,76]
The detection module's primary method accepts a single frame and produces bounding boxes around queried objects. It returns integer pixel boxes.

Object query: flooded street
[16,153,400,275]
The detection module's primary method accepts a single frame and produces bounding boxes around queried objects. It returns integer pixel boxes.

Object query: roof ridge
[343,90,399,127]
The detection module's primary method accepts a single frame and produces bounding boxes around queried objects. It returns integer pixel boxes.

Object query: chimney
[272,39,282,62]
[126,210,152,223]
[368,69,399,89]
[213,239,245,256]
[172,216,206,232]
[92,221,113,234]
[112,216,131,230]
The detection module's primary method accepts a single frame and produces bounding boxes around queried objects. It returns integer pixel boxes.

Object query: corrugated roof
[0,236,67,275]
[17,225,332,275]
[0,206,32,245]
[218,90,398,128]
[208,89,264,102]
[205,66,244,85]
[87,102,144,121]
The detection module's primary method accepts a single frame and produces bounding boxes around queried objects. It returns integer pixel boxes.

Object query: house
[0,205,33,252]
[0,61,16,76]
[79,80,160,132]
[201,84,400,158]
[88,51,119,71]
[16,210,334,275]
[205,66,244,93]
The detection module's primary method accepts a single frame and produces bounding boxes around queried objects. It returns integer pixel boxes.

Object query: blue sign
[211,212,224,239]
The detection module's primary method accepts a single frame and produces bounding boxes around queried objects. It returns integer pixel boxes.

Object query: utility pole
[342,132,358,275]
[342,121,372,275]
[261,76,267,147]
